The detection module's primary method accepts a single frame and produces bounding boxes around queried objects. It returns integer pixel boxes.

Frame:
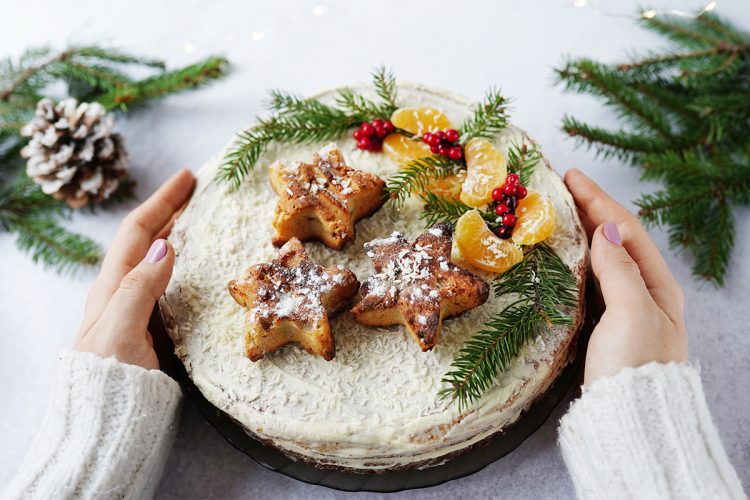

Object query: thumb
[591,223,650,310]
[100,239,175,333]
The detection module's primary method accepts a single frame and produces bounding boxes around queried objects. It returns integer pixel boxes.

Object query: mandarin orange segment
[459,138,507,208]
[383,133,465,200]
[383,133,431,166]
[426,169,466,200]
[390,107,453,136]
[454,209,523,274]
[512,191,557,246]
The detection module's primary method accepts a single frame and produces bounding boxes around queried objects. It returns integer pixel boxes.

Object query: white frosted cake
[159,83,588,472]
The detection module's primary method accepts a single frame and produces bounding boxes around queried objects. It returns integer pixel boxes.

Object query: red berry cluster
[422,129,463,161]
[353,119,394,152]
[491,173,528,239]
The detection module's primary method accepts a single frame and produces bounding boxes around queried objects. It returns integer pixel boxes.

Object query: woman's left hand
[75,169,195,370]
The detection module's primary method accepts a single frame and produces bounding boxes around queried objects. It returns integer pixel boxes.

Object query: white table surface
[3,1,749,498]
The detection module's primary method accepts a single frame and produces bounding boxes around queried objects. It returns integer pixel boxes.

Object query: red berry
[427,134,441,147]
[360,122,375,137]
[430,144,440,154]
[372,119,383,129]
[353,129,363,140]
[497,226,511,239]
[516,185,528,199]
[384,120,395,133]
[438,146,450,157]
[437,130,446,140]
[370,140,383,152]
[505,173,520,186]
[374,123,386,138]
[448,146,463,161]
[445,129,459,143]
[503,183,517,196]
[495,203,510,215]
[357,137,371,150]
[502,213,517,226]
[492,187,505,202]
[422,132,432,143]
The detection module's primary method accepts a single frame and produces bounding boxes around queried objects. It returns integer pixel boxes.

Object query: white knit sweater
[3,350,182,500]
[3,354,745,499]
[559,362,746,499]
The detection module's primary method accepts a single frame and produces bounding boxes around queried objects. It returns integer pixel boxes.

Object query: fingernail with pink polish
[146,239,168,263]
[603,223,621,246]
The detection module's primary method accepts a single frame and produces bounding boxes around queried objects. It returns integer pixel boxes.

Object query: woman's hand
[564,169,688,386]
[75,169,195,370]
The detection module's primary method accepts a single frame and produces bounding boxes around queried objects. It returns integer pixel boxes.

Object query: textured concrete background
[2,1,748,498]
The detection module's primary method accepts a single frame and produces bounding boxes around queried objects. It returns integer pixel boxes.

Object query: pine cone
[20,97,128,208]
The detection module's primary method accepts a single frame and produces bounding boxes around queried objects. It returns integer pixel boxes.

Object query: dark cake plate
[150,285,594,493]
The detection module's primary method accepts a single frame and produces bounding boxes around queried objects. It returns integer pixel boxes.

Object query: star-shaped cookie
[351,223,490,351]
[269,143,386,250]
[228,238,359,361]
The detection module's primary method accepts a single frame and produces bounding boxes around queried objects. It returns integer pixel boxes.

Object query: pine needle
[0,178,101,272]
[506,140,542,185]
[556,11,750,284]
[385,155,459,206]
[335,87,386,120]
[440,244,578,410]
[11,216,101,273]
[371,65,398,116]
[0,45,230,272]
[418,192,500,232]
[459,88,510,142]
[419,192,475,228]
[98,56,228,111]
[217,66,400,189]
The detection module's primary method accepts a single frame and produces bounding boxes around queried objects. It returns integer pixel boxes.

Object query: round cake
[159,83,588,472]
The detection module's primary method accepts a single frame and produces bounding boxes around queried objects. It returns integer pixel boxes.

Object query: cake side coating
[159,83,588,472]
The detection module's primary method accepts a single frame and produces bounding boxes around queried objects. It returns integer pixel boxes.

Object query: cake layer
[160,83,588,472]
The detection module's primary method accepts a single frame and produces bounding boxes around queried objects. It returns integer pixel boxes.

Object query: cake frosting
[159,83,588,472]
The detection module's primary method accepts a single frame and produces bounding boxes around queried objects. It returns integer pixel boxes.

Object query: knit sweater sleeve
[558,362,746,500]
[3,349,182,500]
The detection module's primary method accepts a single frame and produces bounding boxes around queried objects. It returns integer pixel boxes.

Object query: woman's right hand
[564,169,688,386]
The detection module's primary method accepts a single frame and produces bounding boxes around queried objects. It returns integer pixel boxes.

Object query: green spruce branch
[371,65,398,116]
[0,45,229,273]
[458,88,510,143]
[218,67,399,190]
[0,177,100,272]
[97,56,228,111]
[555,10,750,285]
[440,244,578,410]
[385,155,459,206]
[506,140,542,186]
[419,192,475,228]
[11,216,101,273]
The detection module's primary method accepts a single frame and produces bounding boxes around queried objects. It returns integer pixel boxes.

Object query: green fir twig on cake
[385,155,459,206]
[506,141,542,186]
[419,193,474,228]
[458,88,510,142]
[217,67,400,190]
[419,192,499,231]
[371,65,399,116]
[439,244,578,411]
[336,65,399,119]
